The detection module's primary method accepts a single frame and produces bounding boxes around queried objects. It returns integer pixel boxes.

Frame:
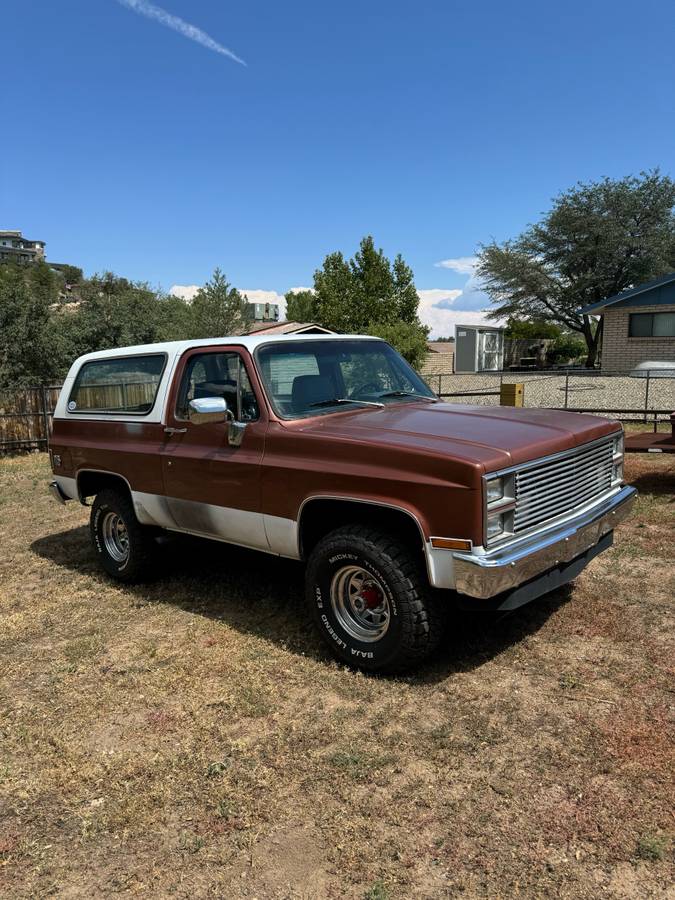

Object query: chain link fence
[1,370,674,452]
[430,369,675,423]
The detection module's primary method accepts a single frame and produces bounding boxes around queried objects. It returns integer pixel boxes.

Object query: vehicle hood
[291,401,619,473]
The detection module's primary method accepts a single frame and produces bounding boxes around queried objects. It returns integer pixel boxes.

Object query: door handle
[164,427,187,435]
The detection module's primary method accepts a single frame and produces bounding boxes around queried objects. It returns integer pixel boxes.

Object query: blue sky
[2,0,674,336]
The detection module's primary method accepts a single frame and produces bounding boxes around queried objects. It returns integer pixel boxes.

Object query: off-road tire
[90,488,156,583]
[305,525,445,673]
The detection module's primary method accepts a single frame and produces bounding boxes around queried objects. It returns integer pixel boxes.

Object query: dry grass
[0,453,673,899]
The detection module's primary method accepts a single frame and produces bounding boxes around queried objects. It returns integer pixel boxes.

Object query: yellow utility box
[500,382,524,407]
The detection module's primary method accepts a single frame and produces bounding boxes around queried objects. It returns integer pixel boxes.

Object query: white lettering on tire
[320,614,347,649]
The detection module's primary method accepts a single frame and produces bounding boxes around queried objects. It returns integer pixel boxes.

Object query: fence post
[40,384,50,449]
[438,374,442,397]
[500,382,524,407]
[644,370,651,424]
[564,372,570,409]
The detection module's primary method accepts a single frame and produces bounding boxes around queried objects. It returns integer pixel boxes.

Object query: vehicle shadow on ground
[31,525,571,683]
[629,467,675,498]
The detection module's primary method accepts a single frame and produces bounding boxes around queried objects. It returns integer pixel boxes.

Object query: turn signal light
[430,537,472,551]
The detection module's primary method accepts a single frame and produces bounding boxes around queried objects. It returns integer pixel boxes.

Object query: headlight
[486,512,505,540]
[486,477,504,504]
[484,472,515,545]
[612,433,624,457]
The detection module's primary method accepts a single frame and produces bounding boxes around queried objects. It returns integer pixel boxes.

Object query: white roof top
[74,332,383,364]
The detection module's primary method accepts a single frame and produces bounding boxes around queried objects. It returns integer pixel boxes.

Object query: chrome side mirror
[188,396,228,425]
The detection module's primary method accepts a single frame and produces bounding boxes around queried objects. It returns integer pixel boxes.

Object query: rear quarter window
[68,354,167,415]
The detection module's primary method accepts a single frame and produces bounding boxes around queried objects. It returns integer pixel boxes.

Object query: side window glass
[69,354,166,415]
[176,352,259,421]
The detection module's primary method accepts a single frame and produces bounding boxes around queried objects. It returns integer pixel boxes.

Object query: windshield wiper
[308,397,385,410]
[375,390,438,403]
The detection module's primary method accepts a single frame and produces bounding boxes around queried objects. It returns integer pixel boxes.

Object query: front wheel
[90,488,156,582]
[305,525,445,673]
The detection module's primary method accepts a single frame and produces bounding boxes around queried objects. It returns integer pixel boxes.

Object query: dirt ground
[0,453,673,898]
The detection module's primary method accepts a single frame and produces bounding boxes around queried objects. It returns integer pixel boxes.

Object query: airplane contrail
[114,0,246,66]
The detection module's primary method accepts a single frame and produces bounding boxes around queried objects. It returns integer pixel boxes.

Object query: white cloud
[170,284,200,301]
[115,0,246,65]
[434,256,478,274]
[416,288,503,338]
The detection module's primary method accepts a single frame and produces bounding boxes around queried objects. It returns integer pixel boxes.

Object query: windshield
[255,339,436,419]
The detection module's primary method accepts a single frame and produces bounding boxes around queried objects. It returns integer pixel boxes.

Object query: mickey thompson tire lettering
[90,488,157,584]
[305,524,445,674]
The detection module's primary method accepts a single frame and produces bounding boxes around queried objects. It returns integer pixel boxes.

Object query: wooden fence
[0,381,161,451]
[0,385,62,451]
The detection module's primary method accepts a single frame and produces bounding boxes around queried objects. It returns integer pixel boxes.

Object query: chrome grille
[513,438,614,534]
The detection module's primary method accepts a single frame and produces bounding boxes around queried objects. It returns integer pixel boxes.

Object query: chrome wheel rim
[101,511,130,563]
[329,565,390,642]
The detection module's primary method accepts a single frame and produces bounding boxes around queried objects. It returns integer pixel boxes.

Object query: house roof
[579,272,675,314]
[245,321,335,335]
[426,341,455,354]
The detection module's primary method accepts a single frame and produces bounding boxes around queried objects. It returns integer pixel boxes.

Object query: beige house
[580,274,675,371]
[420,341,455,380]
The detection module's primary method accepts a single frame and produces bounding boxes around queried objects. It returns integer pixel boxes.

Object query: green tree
[186,269,251,339]
[59,264,83,285]
[391,254,419,323]
[0,264,62,386]
[285,289,316,322]
[53,272,181,362]
[365,321,430,371]
[313,251,358,332]
[311,236,428,364]
[504,317,561,340]
[477,170,675,366]
[547,334,587,364]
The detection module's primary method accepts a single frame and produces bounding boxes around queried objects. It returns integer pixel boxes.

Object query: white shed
[454,324,505,373]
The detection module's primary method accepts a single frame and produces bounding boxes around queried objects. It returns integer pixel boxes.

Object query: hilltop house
[580,273,675,371]
[0,230,46,264]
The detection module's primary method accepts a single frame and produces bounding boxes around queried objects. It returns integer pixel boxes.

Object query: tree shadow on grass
[31,525,571,683]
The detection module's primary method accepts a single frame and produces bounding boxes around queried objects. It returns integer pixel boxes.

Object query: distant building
[247,301,280,323]
[0,230,46,265]
[421,340,455,379]
[580,273,675,371]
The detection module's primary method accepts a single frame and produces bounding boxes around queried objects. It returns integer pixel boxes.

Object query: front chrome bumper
[451,485,637,599]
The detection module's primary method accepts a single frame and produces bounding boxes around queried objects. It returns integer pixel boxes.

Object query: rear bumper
[49,480,70,504]
[450,485,637,600]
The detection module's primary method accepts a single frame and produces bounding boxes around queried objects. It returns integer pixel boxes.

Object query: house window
[629,312,675,337]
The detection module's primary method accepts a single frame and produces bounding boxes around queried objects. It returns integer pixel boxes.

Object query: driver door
[160,346,269,551]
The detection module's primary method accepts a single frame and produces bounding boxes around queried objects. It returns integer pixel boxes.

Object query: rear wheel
[305,525,445,673]
[90,488,156,582]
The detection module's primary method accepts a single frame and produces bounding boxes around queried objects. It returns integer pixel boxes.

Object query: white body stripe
[131,490,300,559]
